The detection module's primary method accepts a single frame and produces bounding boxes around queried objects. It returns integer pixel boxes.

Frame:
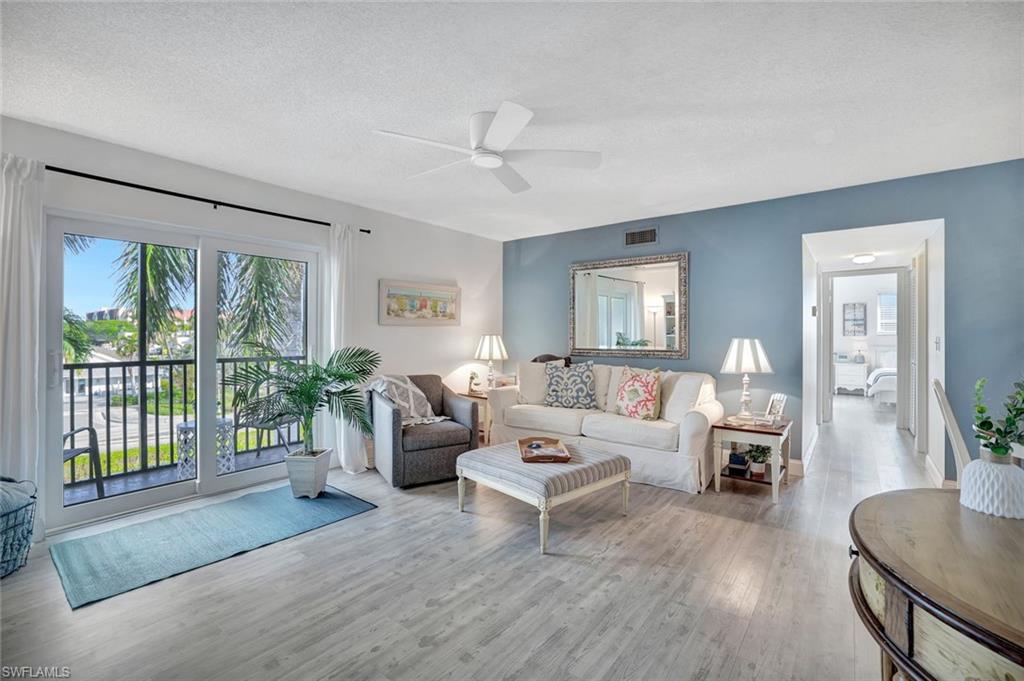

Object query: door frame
[43,212,322,532]
[817,266,912,429]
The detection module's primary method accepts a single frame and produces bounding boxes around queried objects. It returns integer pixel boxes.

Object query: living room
[1,3,1022,681]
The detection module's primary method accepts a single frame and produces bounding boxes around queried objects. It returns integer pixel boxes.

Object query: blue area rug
[50,485,375,608]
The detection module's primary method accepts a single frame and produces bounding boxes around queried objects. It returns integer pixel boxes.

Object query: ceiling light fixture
[851,253,876,265]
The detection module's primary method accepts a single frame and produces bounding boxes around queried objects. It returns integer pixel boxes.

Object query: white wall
[801,240,818,466]
[926,229,946,483]
[1,117,503,388]
[832,273,898,363]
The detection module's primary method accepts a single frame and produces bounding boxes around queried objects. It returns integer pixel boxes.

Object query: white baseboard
[925,454,945,489]
[789,430,816,478]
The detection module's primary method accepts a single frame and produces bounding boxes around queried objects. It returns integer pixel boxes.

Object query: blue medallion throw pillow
[544,361,597,409]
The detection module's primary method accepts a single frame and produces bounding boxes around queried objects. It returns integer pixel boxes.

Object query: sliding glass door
[45,216,318,528]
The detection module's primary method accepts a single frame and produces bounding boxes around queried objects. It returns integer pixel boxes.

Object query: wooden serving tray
[517,437,572,463]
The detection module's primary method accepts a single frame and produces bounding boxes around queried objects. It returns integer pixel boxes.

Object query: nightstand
[834,362,869,394]
[457,392,490,445]
[712,417,792,503]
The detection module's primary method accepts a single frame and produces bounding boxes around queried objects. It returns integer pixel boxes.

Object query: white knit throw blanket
[368,375,450,427]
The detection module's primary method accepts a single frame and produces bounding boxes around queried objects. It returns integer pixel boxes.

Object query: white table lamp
[474,334,508,389]
[720,338,773,420]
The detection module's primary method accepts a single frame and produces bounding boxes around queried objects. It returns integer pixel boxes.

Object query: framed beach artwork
[379,280,461,326]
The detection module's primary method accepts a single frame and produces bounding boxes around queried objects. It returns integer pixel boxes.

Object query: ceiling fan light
[851,253,876,265]
[471,151,504,169]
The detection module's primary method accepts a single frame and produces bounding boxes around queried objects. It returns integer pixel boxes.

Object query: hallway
[821,394,931,491]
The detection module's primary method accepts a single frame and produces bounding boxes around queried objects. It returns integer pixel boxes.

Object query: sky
[64,236,125,316]
[64,235,194,317]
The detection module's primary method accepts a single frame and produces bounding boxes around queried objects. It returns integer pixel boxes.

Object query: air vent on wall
[624,225,658,247]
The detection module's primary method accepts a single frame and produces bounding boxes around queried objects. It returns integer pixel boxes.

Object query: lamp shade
[474,334,508,361]
[720,338,773,374]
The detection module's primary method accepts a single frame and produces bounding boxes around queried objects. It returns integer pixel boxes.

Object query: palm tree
[64,235,303,359]
[62,308,92,362]
[229,345,381,453]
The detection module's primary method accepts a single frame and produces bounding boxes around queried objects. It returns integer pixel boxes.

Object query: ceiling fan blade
[502,149,602,170]
[489,163,531,194]
[407,158,469,180]
[374,130,473,155]
[482,101,534,152]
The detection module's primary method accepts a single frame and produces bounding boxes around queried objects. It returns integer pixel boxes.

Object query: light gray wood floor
[1,395,932,681]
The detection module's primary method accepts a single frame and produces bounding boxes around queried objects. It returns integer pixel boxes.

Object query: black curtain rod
[44,165,371,234]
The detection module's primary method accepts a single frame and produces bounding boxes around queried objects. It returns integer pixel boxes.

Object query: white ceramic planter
[284,448,332,498]
[959,446,1024,520]
[750,462,766,480]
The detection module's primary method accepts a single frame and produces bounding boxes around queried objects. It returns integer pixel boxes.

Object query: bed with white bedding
[866,367,897,405]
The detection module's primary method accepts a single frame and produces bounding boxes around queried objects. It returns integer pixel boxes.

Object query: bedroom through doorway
[802,219,947,487]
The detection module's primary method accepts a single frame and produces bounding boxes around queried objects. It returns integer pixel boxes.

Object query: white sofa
[488,363,724,493]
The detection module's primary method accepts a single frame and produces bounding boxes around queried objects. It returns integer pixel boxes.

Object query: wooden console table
[849,489,1024,681]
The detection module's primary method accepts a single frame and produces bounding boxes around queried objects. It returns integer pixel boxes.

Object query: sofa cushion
[581,413,679,451]
[661,372,711,423]
[592,364,611,411]
[616,366,662,420]
[402,420,472,452]
[504,404,597,436]
[604,365,625,412]
[407,374,444,417]
[544,361,597,409]
[518,360,564,405]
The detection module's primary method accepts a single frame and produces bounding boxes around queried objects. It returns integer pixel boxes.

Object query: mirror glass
[570,253,688,359]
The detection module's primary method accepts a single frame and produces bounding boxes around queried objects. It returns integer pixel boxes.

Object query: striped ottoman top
[457,442,630,499]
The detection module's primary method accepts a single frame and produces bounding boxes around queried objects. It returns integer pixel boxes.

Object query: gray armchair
[371,375,479,488]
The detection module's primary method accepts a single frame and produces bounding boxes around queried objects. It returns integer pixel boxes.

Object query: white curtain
[632,280,646,341]
[0,154,45,520]
[576,273,599,347]
[321,224,367,474]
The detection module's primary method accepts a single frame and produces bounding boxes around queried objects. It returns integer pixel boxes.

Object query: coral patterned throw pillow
[616,366,662,420]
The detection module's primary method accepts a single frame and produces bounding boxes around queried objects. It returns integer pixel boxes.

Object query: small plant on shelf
[973,377,1024,457]
[747,444,771,479]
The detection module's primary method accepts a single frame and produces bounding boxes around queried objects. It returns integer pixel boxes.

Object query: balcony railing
[63,356,305,489]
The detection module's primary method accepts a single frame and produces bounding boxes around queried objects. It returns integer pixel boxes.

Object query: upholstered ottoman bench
[456,442,631,554]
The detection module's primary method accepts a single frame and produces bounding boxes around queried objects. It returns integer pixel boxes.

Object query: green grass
[63,429,298,483]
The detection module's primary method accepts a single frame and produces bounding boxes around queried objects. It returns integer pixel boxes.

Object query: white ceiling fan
[374,101,601,194]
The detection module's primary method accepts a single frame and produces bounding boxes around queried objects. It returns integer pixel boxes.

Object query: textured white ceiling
[3,3,1021,241]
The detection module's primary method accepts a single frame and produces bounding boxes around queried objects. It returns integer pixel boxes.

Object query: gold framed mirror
[569,252,688,359]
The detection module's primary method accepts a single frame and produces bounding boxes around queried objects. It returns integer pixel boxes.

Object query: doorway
[802,219,946,486]
[828,270,901,430]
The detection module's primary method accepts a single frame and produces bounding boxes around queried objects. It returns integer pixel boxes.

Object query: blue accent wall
[503,159,1024,470]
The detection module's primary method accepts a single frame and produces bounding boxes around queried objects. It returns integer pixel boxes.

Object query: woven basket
[1,477,37,578]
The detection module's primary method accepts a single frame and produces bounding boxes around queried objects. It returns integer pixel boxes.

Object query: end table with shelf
[712,417,792,503]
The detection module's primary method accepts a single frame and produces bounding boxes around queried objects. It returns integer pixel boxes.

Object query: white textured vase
[959,447,1024,520]
[284,448,332,498]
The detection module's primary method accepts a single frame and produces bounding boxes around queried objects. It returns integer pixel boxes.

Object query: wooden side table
[849,489,1024,680]
[457,392,490,445]
[712,417,792,503]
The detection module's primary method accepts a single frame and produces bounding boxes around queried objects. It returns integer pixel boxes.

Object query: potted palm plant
[229,345,381,498]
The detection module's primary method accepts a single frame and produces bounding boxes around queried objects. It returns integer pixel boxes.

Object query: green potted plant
[747,445,771,480]
[229,345,381,498]
[963,378,1024,518]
